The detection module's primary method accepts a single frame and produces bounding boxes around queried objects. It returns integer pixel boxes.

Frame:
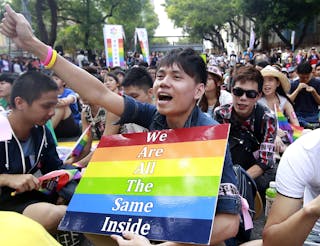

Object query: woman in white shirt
[259,65,300,153]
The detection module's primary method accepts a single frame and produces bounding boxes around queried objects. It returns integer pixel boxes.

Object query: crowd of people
[1,4,320,246]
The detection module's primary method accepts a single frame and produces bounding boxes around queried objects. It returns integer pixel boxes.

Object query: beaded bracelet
[45,49,58,69]
[41,46,53,66]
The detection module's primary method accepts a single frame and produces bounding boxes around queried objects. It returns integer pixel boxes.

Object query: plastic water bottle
[265,181,277,217]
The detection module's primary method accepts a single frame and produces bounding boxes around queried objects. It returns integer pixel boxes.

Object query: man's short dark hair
[157,48,207,85]
[255,61,269,69]
[0,72,19,84]
[122,67,153,92]
[232,66,264,92]
[10,71,58,108]
[297,61,312,74]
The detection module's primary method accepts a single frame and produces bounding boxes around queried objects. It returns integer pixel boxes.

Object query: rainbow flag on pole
[59,124,230,244]
[275,106,292,133]
[275,105,303,142]
[291,124,304,141]
[72,125,91,157]
[38,169,81,195]
[62,125,91,161]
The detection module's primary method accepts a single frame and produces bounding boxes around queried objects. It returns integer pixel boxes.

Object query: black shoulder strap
[253,104,265,142]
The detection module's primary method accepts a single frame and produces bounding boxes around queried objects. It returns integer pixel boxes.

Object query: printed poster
[103,25,125,68]
[135,28,150,64]
[59,124,230,244]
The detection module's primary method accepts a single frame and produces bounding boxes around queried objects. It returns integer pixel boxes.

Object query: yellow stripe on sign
[84,157,224,177]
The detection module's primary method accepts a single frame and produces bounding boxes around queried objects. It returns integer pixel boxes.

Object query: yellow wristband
[45,49,57,69]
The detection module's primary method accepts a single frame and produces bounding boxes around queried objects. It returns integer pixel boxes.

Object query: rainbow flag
[72,125,91,157]
[59,124,230,244]
[275,105,303,142]
[291,124,304,141]
[38,169,81,195]
[275,106,292,133]
[62,125,91,162]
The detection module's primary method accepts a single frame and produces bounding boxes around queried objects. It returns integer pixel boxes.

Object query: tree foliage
[165,0,320,51]
[11,0,159,53]
[234,0,320,49]
[165,0,249,50]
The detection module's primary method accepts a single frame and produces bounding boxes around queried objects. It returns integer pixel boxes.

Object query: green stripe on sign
[75,176,220,196]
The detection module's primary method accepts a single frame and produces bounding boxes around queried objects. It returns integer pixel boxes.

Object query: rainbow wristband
[41,46,53,66]
[45,50,58,69]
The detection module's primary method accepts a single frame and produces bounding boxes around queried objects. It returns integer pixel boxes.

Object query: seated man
[288,61,320,128]
[105,66,154,135]
[1,6,241,245]
[51,73,81,138]
[214,66,277,198]
[214,66,277,243]
[0,71,75,232]
[263,129,320,246]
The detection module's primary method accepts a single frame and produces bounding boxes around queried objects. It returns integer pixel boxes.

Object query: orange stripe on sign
[90,139,227,162]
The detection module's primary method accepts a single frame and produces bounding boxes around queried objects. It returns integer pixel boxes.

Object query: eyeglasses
[232,87,259,99]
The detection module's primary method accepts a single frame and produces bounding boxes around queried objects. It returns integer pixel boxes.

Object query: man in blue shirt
[0,6,241,245]
[289,61,320,128]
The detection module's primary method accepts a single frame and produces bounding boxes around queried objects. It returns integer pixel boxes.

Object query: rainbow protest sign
[59,124,230,244]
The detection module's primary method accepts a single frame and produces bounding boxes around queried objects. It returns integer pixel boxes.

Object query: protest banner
[135,28,150,64]
[59,124,230,244]
[103,25,125,68]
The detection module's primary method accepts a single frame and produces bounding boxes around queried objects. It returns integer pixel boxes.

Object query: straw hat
[207,65,222,81]
[261,65,290,93]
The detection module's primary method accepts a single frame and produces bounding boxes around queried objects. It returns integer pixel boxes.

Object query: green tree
[108,0,159,51]
[237,0,320,50]
[165,0,245,51]
[11,0,158,53]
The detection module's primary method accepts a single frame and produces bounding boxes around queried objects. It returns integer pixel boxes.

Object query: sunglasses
[232,87,259,99]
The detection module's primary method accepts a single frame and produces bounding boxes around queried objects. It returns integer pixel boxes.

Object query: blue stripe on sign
[59,212,212,244]
[67,194,216,220]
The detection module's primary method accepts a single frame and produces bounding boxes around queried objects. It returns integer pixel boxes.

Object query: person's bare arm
[246,164,263,179]
[288,83,307,103]
[0,174,40,192]
[283,101,300,126]
[307,86,320,105]
[263,193,320,246]
[103,111,121,136]
[0,5,124,116]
